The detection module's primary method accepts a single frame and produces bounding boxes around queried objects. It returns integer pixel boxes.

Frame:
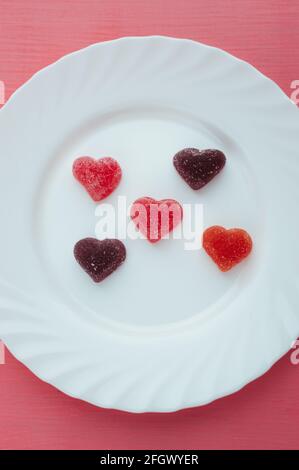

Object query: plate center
[34,108,258,327]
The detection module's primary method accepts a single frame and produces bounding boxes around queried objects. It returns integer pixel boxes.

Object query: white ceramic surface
[0,36,299,412]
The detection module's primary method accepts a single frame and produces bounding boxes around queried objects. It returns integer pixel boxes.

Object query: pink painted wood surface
[0,0,299,450]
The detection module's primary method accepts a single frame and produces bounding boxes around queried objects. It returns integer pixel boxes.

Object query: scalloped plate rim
[0,36,299,413]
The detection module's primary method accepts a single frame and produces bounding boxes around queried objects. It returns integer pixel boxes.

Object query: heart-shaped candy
[74,238,126,282]
[203,226,253,272]
[173,148,226,190]
[131,197,183,243]
[73,156,122,202]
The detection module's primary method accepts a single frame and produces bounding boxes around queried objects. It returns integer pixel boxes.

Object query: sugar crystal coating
[73,156,122,202]
[74,238,126,282]
[131,197,183,243]
[203,226,253,272]
[173,148,226,190]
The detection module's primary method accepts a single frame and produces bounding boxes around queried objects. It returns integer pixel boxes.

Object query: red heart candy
[203,226,253,272]
[73,156,122,202]
[131,197,183,243]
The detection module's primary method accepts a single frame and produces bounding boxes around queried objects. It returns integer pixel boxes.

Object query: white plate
[1,36,299,413]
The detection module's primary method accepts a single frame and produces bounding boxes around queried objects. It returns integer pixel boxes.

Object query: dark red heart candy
[74,238,126,282]
[173,148,226,190]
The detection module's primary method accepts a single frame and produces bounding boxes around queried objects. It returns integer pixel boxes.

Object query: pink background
[0,0,299,450]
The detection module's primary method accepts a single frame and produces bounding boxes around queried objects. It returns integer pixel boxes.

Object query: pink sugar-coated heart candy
[131,197,183,243]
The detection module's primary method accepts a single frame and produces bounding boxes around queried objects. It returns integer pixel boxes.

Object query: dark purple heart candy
[173,148,226,190]
[74,238,126,283]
